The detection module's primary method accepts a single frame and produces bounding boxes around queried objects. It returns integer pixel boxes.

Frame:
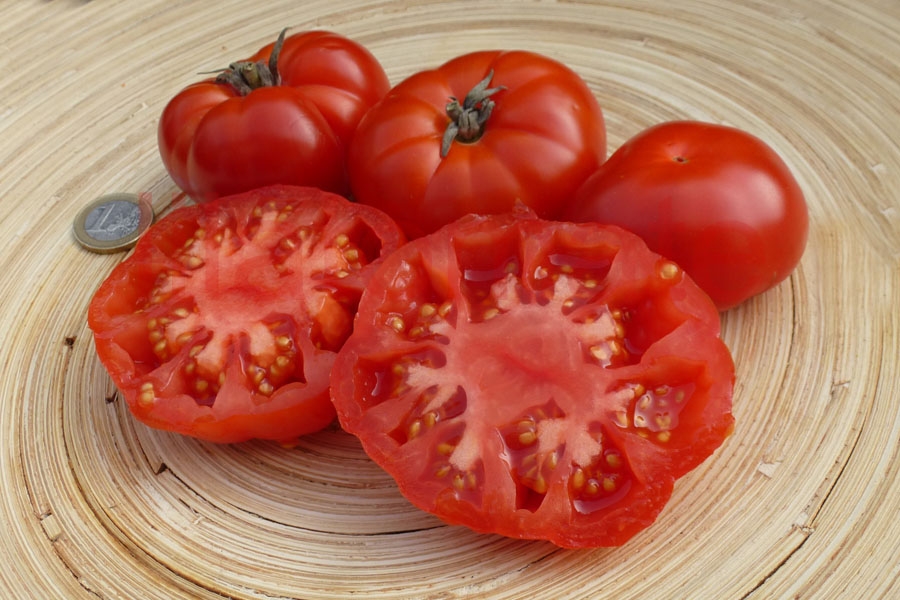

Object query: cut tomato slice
[330,209,734,547]
[89,185,405,444]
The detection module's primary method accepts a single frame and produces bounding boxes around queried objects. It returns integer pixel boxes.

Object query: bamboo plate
[2,1,898,598]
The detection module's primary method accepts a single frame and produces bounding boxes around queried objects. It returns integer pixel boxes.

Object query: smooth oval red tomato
[88,185,405,444]
[565,120,809,310]
[158,30,390,203]
[330,209,734,548]
[348,50,607,238]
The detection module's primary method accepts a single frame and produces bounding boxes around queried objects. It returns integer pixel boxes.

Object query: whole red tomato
[348,50,607,238]
[88,185,405,444]
[158,30,390,202]
[330,209,734,548]
[565,120,809,310]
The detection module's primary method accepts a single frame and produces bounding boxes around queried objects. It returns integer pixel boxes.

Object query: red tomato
[158,30,390,203]
[330,209,734,548]
[88,185,405,444]
[348,50,607,238]
[565,120,809,310]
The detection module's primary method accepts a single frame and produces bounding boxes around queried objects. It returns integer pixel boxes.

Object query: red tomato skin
[348,50,607,238]
[158,31,390,203]
[565,120,809,310]
[88,185,405,444]
[330,209,734,548]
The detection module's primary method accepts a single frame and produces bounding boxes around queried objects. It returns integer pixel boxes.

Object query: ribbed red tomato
[348,50,606,238]
[330,209,735,547]
[158,30,390,202]
[88,185,405,444]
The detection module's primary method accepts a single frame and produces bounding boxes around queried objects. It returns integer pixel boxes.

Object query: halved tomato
[88,185,405,444]
[330,209,734,547]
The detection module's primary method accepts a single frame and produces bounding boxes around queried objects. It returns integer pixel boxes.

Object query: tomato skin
[88,185,405,444]
[158,31,390,202]
[348,50,607,238]
[330,209,734,548]
[565,120,809,310]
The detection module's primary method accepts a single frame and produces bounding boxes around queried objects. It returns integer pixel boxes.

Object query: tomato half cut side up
[88,185,405,444]
[330,210,734,548]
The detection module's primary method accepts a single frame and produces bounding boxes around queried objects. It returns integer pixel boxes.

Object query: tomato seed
[571,467,586,490]
[659,261,680,280]
[546,452,559,470]
[518,431,538,446]
[437,441,455,455]
[388,316,405,332]
[182,256,204,269]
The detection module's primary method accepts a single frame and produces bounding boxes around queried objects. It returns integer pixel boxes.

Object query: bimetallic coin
[73,193,154,253]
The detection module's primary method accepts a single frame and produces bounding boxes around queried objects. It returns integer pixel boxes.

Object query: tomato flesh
[330,210,735,548]
[89,185,405,444]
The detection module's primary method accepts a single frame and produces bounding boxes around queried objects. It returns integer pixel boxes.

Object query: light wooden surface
[1,1,898,598]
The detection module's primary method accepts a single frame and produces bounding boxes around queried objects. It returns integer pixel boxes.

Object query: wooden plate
[2,1,898,598]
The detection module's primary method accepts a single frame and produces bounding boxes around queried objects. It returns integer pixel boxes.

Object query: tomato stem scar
[215,28,288,95]
[442,70,506,157]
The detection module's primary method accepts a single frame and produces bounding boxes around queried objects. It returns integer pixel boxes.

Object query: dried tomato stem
[215,28,288,96]
[441,70,506,157]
